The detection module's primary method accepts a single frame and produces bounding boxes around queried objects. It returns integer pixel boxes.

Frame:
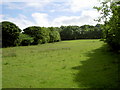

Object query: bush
[19,33,34,46]
[23,26,50,44]
[49,27,61,42]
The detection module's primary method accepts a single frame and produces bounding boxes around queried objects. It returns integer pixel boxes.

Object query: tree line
[1,21,61,47]
[60,24,103,40]
[0,21,103,48]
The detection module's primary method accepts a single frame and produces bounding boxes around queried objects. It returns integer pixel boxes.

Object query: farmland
[2,39,120,88]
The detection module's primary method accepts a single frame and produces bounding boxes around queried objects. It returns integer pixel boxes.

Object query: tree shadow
[72,45,120,88]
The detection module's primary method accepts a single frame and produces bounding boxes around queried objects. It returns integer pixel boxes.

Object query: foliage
[94,0,120,51]
[23,26,61,45]
[19,33,34,46]
[1,21,21,47]
[0,22,2,47]
[49,27,61,42]
[23,26,50,44]
[1,21,102,47]
[60,25,103,40]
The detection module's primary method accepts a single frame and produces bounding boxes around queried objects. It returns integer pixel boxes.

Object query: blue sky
[0,0,102,29]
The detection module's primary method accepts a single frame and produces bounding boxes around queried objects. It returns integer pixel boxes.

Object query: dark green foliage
[1,21,21,47]
[23,26,61,45]
[0,22,2,48]
[32,27,50,44]
[49,27,61,42]
[1,21,103,48]
[80,24,103,39]
[60,26,75,40]
[23,26,40,37]
[19,33,34,46]
[95,1,120,52]
[23,26,50,44]
[60,25,103,40]
[105,2,120,51]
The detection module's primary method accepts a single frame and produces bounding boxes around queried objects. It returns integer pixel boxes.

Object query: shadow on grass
[72,45,120,88]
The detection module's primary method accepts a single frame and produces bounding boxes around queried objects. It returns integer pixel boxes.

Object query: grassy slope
[2,39,120,88]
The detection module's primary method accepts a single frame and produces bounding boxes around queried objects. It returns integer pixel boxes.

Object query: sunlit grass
[2,39,119,88]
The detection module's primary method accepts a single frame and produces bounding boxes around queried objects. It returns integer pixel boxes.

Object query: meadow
[2,39,120,88]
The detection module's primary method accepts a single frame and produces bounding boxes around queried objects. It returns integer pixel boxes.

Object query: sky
[0,0,102,29]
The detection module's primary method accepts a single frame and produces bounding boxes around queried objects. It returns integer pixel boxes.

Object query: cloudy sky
[0,0,102,29]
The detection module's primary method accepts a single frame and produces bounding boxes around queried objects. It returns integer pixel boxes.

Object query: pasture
[2,39,120,88]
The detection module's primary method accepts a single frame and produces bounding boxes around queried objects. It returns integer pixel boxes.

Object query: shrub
[23,26,50,44]
[19,33,34,46]
[49,27,61,42]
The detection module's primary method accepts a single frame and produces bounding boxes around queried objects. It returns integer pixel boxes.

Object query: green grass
[2,39,120,88]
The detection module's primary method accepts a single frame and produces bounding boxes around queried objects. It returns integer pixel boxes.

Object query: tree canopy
[1,21,103,48]
[23,26,61,45]
[1,21,21,47]
[60,25,103,40]
[94,0,120,51]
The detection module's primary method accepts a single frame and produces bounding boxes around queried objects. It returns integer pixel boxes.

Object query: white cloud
[25,0,53,8]
[30,11,100,27]
[1,10,100,29]
[52,14,98,27]
[2,0,69,3]
[51,8,101,26]
[69,0,100,12]
[2,0,53,2]
[0,14,4,21]
[2,0,53,10]
[81,9,100,19]
[32,13,50,27]
[49,10,55,13]
[4,2,25,9]
[54,0,102,26]
[1,0,103,29]
[2,14,36,29]
[1,13,51,29]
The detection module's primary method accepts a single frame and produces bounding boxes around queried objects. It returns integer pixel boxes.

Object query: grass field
[2,39,120,88]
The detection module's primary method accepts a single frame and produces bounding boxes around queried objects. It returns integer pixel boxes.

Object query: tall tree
[23,26,50,44]
[49,27,61,42]
[1,21,21,47]
[94,0,120,51]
